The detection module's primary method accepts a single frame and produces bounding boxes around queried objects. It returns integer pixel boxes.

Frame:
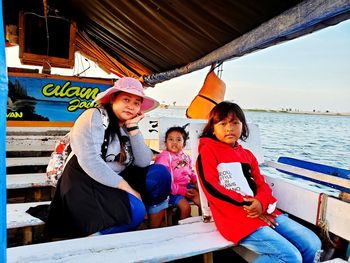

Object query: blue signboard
[7,73,113,122]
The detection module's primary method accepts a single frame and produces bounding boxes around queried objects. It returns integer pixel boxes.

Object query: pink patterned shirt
[155,150,197,196]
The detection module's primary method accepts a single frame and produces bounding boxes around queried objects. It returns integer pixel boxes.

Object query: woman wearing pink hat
[46,77,171,238]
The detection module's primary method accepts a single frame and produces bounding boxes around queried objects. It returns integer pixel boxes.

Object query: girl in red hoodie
[196,101,321,262]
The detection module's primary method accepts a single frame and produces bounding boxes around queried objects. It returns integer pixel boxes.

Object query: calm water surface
[150,108,350,170]
[245,112,350,169]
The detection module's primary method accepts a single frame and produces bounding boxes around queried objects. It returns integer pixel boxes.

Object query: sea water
[149,107,350,170]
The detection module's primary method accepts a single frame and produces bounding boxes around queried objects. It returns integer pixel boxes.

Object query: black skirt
[46,155,132,238]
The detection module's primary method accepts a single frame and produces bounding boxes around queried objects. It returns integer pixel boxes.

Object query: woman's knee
[99,194,146,235]
[145,164,171,203]
[128,193,146,226]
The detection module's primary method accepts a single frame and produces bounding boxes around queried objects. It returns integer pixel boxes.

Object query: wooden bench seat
[7,201,50,246]
[7,201,49,229]
[7,173,52,203]
[6,135,61,153]
[6,204,253,262]
[6,127,70,138]
[6,173,49,189]
[6,127,70,156]
[6,157,51,168]
[7,220,234,263]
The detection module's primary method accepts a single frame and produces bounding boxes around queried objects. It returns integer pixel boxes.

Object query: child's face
[111,92,142,123]
[165,131,185,154]
[213,114,242,146]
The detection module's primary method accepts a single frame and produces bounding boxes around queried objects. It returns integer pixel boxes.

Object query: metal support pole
[0,0,9,261]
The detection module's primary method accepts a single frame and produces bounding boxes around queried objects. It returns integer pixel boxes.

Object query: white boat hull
[265,174,350,242]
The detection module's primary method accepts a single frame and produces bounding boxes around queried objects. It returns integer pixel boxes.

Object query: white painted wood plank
[7,221,233,263]
[178,216,202,225]
[7,173,49,189]
[158,118,206,151]
[325,197,350,241]
[262,168,341,198]
[239,123,264,164]
[6,157,50,167]
[139,117,159,140]
[265,161,350,189]
[6,136,59,152]
[189,122,212,221]
[7,201,50,229]
[265,175,321,225]
[322,258,348,263]
[6,127,70,134]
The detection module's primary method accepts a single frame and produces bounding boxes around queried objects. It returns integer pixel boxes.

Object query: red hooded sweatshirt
[196,137,280,244]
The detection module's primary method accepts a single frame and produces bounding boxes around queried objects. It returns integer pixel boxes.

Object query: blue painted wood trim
[277,156,350,193]
[0,1,8,261]
[278,157,350,180]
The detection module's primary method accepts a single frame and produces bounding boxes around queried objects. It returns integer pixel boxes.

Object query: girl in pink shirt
[155,126,200,219]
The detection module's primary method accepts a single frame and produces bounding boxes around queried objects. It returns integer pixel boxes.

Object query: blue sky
[6,19,350,113]
[147,19,350,113]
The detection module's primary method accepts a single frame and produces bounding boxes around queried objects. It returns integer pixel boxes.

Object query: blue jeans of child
[240,214,322,263]
[169,183,195,206]
[100,164,171,235]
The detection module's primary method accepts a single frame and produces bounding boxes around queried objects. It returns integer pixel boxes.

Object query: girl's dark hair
[201,101,249,141]
[104,102,127,163]
[165,126,188,146]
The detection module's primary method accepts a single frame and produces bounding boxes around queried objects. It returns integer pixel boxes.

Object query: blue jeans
[100,193,146,234]
[100,164,171,234]
[240,214,322,263]
[169,183,195,206]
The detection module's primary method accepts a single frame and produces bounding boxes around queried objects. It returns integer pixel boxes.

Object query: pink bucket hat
[93,77,159,112]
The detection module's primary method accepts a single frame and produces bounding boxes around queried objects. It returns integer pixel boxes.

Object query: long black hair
[103,102,128,163]
[201,101,249,141]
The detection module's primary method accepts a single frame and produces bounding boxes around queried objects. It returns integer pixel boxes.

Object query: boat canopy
[3,0,350,85]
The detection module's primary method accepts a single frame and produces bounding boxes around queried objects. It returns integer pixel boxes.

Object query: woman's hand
[118,179,142,200]
[243,197,263,218]
[125,111,144,127]
[125,112,144,135]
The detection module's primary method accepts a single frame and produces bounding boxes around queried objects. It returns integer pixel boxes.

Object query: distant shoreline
[244,109,350,116]
[158,104,350,116]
